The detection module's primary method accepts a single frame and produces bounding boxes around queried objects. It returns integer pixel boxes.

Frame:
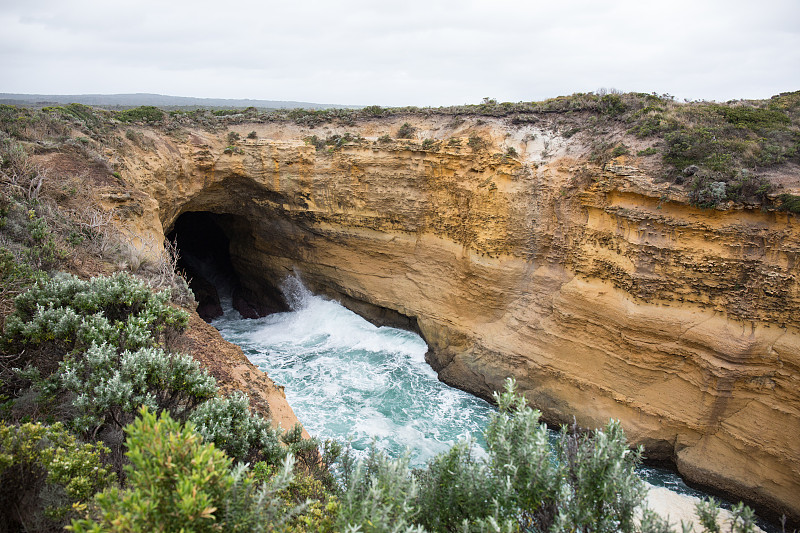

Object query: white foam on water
[213,274,494,465]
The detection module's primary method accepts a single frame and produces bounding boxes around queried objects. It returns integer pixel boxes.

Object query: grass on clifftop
[5,89,800,211]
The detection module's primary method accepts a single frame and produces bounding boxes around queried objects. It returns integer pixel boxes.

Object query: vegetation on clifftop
[5,89,799,211]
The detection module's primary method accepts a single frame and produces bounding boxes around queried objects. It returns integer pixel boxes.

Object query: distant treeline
[0,92,356,110]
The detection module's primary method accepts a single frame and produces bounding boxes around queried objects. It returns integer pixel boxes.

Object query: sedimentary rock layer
[92,117,800,521]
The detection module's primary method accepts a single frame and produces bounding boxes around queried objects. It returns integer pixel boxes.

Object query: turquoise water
[212,275,776,531]
[213,275,495,466]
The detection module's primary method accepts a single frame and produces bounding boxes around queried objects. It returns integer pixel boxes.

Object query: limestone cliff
[67,114,799,522]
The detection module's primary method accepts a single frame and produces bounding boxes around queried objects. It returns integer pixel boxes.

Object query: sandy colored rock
[43,115,800,522]
[644,485,765,533]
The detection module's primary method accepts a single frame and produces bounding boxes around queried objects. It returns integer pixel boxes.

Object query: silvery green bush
[1,272,281,464]
[190,391,284,463]
[336,444,423,533]
[58,343,216,434]
[415,440,503,532]
[338,379,699,533]
[3,271,188,361]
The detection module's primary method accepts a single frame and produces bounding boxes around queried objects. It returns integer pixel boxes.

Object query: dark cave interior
[167,211,287,321]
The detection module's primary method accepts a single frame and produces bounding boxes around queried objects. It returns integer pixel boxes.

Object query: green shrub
[396,123,416,139]
[663,129,713,171]
[726,502,758,533]
[725,173,771,202]
[227,131,241,144]
[485,379,562,530]
[70,407,301,533]
[362,105,385,117]
[638,508,674,533]
[115,106,164,124]
[415,440,499,532]
[335,379,659,533]
[0,186,64,273]
[252,457,341,532]
[25,213,62,270]
[777,193,800,213]
[0,421,114,531]
[600,93,627,116]
[58,343,216,434]
[3,272,189,359]
[325,133,356,150]
[696,497,722,533]
[612,144,630,157]
[468,135,487,151]
[1,272,199,435]
[0,246,45,326]
[554,420,645,533]
[692,498,757,533]
[190,391,284,463]
[336,444,422,533]
[1,269,305,490]
[124,129,140,143]
[688,172,772,208]
[304,135,327,151]
[212,109,241,117]
[716,105,790,130]
[629,114,673,138]
[59,104,106,131]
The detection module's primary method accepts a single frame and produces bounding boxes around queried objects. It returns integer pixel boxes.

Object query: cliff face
[92,116,800,521]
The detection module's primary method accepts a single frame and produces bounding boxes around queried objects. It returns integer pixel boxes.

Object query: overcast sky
[1,0,798,107]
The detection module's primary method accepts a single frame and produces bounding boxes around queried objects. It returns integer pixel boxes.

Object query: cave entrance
[167,211,288,322]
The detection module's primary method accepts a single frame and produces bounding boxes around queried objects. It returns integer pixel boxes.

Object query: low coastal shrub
[3,272,188,355]
[0,269,325,530]
[1,272,192,409]
[0,421,115,531]
[396,122,416,139]
[338,379,653,533]
[190,391,284,463]
[58,343,217,434]
[69,407,303,533]
[336,443,422,533]
[115,106,164,124]
[778,193,800,213]
[329,379,763,533]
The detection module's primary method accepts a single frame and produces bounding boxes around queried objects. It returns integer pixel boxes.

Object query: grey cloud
[1,0,798,105]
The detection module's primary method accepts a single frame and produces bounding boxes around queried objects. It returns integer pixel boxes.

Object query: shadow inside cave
[167,211,287,321]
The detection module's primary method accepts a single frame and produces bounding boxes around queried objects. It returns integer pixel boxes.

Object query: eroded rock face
[99,117,800,522]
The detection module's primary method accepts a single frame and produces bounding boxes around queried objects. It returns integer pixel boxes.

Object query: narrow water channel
[213,275,494,465]
[212,275,776,531]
